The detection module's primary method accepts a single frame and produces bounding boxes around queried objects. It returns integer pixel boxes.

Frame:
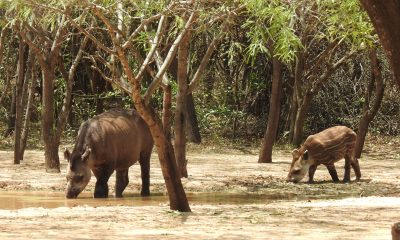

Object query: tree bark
[20,59,37,159]
[185,93,202,144]
[360,0,400,87]
[174,28,192,178]
[292,92,313,146]
[118,48,191,212]
[41,68,61,172]
[259,58,282,163]
[162,84,172,139]
[4,88,16,137]
[354,48,385,158]
[14,39,28,164]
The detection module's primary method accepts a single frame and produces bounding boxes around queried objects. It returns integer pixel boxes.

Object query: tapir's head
[64,147,92,198]
[287,148,312,183]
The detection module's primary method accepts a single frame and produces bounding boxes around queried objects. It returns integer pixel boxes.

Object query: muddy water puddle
[0,191,308,210]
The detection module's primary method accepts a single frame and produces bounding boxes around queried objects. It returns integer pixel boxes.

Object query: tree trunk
[174,29,192,178]
[289,54,304,143]
[288,89,298,143]
[4,88,16,138]
[41,68,60,173]
[119,48,191,212]
[354,48,385,158]
[360,0,400,87]
[14,40,28,164]
[259,58,282,163]
[162,84,172,139]
[44,140,60,172]
[292,93,313,146]
[18,49,35,161]
[185,93,201,144]
[135,104,190,211]
[355,117,369,158]
[20,62,37,159]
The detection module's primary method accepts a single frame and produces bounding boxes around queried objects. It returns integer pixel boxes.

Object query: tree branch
[144,12,198,105]
[135,15,167,83]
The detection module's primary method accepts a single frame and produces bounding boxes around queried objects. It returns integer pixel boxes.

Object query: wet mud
[0,138,399,239]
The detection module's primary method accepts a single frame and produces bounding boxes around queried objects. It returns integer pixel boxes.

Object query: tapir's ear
[303,150,309,161]
[64,148,71,162]
[81,146,91,161]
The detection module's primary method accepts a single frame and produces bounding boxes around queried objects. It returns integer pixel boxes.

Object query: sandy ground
[0,138,399,239]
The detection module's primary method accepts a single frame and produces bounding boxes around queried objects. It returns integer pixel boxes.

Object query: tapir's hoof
[141,191,150,197]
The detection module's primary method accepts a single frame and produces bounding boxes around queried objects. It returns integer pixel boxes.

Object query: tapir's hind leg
[115,169,129,198]
[326,164,340,182]
[139,151,151,196]
[343,156,351,182]
[93,167,113,198]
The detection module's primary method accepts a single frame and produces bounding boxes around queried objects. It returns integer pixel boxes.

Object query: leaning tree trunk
[134,100,191,212]
[292,93,313,146]
[288,54,305,143]
[119,49,191,212]
[360,0,400,87]
[354,48,385,158]
[259,58,282,163]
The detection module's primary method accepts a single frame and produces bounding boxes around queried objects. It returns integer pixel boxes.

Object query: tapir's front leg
[115,169,129,198]
[308,164,318,183]
[93,166,113,198]
[326,164,339,182]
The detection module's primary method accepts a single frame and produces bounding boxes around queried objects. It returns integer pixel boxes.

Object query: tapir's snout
[286,176,299,183]
[66,191,79,199]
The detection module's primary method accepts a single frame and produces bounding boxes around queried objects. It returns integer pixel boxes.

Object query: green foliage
[241,0,301,64]
[318,0,376,49]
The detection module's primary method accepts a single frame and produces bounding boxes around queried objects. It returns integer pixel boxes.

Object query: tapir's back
[80,109,153,170]
[304,126,357,165]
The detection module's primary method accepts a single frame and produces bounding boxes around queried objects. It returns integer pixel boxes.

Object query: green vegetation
[0,0,399,149]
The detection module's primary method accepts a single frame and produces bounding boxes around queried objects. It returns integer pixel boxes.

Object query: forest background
[0,0,399,208]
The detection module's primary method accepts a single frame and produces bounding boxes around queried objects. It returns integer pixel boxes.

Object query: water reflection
[0,191,303,210]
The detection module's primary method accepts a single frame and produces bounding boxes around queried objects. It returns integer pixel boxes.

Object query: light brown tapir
[287,126,361,183]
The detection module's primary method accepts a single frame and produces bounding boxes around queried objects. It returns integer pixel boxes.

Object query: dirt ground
[0,137,399,239]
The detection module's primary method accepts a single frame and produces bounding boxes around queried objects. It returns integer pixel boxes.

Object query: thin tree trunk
[18,50,35,160]
[292,93,313,146]
[259,58,282,163]
[4,88,16,137]
[289,54,304,143]
[20,62,37,159]
[174,28,192,178]
[354,48,385,158]
[162,84,172,139]
[14,40,28,164]
[0,75,11,107]
[185,93,201,144]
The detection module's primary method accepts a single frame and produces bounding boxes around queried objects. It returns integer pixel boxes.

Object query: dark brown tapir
[64,109,154,198]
